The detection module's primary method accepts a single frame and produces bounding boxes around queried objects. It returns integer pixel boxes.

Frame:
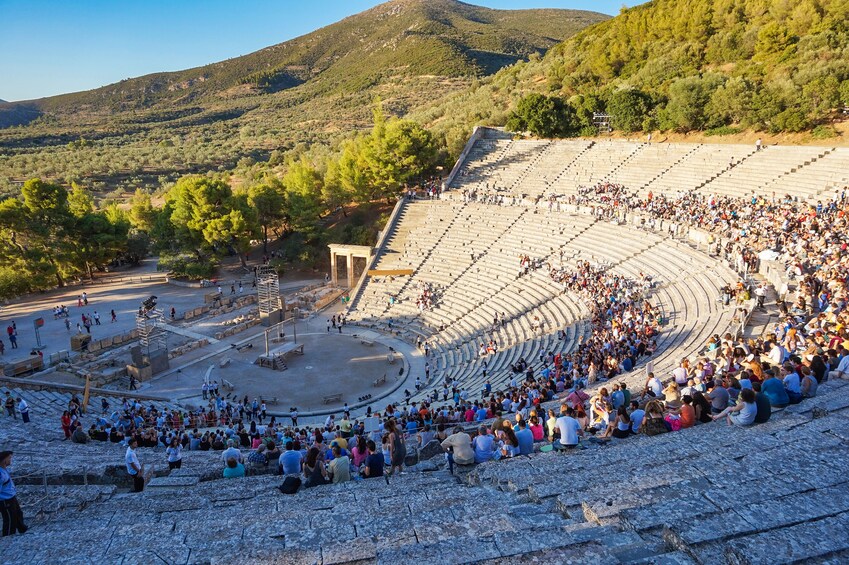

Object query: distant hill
[416,0,849,137]
[1,0,607,128]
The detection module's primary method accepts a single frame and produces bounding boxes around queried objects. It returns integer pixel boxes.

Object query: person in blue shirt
[279,442,303,475]
[473,426,495,463]
[475,405,488,422]
[515,421,534,456]
[405,419,418,435]
[761,371,789,407]
[0,451,27,536]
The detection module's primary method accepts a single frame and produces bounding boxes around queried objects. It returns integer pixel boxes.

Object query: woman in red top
[668,395,696,429]
[61,411,72,440]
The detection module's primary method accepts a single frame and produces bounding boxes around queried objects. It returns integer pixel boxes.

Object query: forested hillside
[0,0,603,198]
[416,0,849,139]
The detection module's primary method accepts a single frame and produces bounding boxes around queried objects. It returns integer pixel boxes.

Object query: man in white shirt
[554,406,584,450]
[672,359,689,386]
[642,372,663,399]
[767,340,786,366]
[17,398,29,424]
[222,440,243,465]
[828,353,849,381]
[125,438,144,492]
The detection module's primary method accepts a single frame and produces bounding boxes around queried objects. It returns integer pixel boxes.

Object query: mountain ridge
[0,0,607,128]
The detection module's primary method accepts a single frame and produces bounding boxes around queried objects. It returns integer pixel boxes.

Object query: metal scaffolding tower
[257,266,282,317]
[136,309,167,355]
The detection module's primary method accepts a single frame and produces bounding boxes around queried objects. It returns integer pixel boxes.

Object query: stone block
[147,476,200,488]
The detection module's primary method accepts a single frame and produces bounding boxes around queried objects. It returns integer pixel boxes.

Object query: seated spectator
[712,388,757,426]
[528,416,544,442]
[473,426,495,462]
[279,441,303,476]
[327,446,351,484]
[752,382,772,424]
[221,440,242,465]
[515,420,534,455]
[761,370,789,407]
[247,444,268,468]
[781,363,803,404]
[441,426,474,474]
[628,401,645,434]
[223,457,245,479]
[265,441,281,464]
[545,409,558,441]
[707,379,729,414]
[691,392,713,423]
[553,406,584,450]
[662,381,681,408]
[828,349,849,380]
[667,395,695,429]
[303,447,329,488]
[497,423,520,458]
[801,366,818,398]
[362,440,384,479]
[350,436,369,468]
[600,406,631,439]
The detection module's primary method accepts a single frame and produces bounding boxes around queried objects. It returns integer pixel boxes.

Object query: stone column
[330,252,338,287]
[346,253,354,288]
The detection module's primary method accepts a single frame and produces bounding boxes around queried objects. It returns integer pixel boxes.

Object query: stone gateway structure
[328,244,373,288]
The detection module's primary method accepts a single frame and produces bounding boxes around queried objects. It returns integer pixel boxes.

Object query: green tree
[607,88,652,133]
[68,183,94,218]
[662,74,725,132]
[506,94,577,138]
[20,179,73,286]
[165,176,232,255]
[72,211,129,279]
[129,189,157,233]
[248,181,287,252]
[283,156,324,237]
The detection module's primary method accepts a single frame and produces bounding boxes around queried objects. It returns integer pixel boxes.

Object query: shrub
[157,254,217,280]
[811,125,837,139]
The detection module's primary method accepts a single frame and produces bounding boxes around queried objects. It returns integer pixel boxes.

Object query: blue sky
[0,0,644,102]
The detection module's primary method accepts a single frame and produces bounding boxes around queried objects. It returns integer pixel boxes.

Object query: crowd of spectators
[23,180,849,495]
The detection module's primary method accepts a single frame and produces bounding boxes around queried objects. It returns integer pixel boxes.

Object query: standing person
[6,325,17,350]
[110,309,117,323]
[0,451,28,536]
[61,410,72,439]
[238,282,243,295]
[126,437,144,492]
[202,382,209,400]
[4,393,15,419]
[230,284,236,295]
[82,291,88,305]
[64,318,71,332]
[0,340,4,355]
[129,375,137,391]
[17,398,29,424]
[165,437,183,470]
[170,307,176,320]
[93,311,101,325]
[290,407,298,427]
[385,420,406,476]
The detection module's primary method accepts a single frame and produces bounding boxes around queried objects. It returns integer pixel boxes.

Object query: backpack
[278,476,301,494]
[643,416,668,436]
